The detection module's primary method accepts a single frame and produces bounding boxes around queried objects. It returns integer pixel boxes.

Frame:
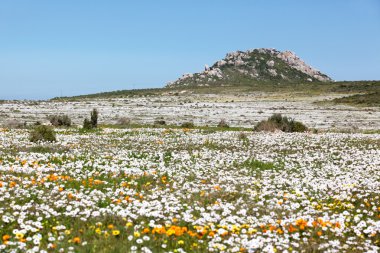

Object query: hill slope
[166,48,332,88]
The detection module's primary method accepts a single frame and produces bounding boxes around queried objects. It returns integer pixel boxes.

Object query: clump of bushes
[49,115,71,127]
[29,125,56,142]
[181,121,195,128]
[83,118,92,130]
[91,109,98,128]
[254,114,307,132]
[83,109,98,130]
[217,119,229,128]
[153,118,166,127]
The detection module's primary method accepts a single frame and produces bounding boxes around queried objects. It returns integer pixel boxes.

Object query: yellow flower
[15,233,24,239]
[126,222,133,227]
[178,240,184,245]
[134,231,140,237]
[166,228,175,236]
[95,228,101,235]
[64,230,71,235]
[112,230,120,236]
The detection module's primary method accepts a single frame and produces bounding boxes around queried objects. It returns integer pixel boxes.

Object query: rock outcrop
[166,48,332,88]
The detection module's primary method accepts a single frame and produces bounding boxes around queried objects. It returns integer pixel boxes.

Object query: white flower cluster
[0,128,379,252]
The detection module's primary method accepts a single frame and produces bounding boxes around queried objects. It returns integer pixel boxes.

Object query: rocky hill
[166,48,332,88]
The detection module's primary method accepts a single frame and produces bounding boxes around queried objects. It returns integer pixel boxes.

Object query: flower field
[0,127,379,252]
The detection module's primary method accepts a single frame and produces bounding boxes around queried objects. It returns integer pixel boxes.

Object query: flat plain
[1,91,379,130]
[0,90,379,253]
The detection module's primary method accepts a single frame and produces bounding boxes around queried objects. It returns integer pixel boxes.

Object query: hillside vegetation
[330,91,380,107]
[52,81,380,103]
[166,48,331,88]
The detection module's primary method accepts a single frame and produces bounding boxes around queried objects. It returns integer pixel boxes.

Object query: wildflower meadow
[0,127,379,252]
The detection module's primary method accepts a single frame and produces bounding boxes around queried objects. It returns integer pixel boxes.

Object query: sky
[0,0,379,100]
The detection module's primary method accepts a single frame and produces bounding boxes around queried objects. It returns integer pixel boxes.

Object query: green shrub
[49,115,71,127]
[181,121,195,128]
[90,109,98,128]
[254,113,307,132]
[291,121,308,132]
[29,125,56,142]
[153,118,166,126]
[83,118,92,130]
[242,158,275,171]
[82,109,98,130]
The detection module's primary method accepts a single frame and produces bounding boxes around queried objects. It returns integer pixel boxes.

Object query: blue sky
[0,0,379,99]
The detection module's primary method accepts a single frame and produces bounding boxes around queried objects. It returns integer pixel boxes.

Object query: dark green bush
[153,118,166,126]
[90,109,98,128]
[254,113,307,132]
[181,121,195,128]
[83,118,92,130]
[29,125,56,142]
[291,121,308,132]
[82,109,98,130]
[49,115,71,127]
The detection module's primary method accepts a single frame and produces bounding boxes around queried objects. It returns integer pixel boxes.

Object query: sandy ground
[0,93,379,130]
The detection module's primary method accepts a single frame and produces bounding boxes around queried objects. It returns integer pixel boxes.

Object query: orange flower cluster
[151,225,188,237]
[2,234,10,244]
[149,225,220,239]
[295,219,308,230]
[312,218,340,229]
[260,224,283,234]
[45,174,71,182]
[257,218,341,235]
[81,178,104,187]
[284,218,341,234]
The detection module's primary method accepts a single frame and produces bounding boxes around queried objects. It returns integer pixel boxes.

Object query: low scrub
[29,125,56,142]
[49,115,71,127]
[332,92,380,107]
[153,118,166,127]
[217,119,229,128]
[254,114,307,132]
[181,121,195,128]
[83,109,98,130]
